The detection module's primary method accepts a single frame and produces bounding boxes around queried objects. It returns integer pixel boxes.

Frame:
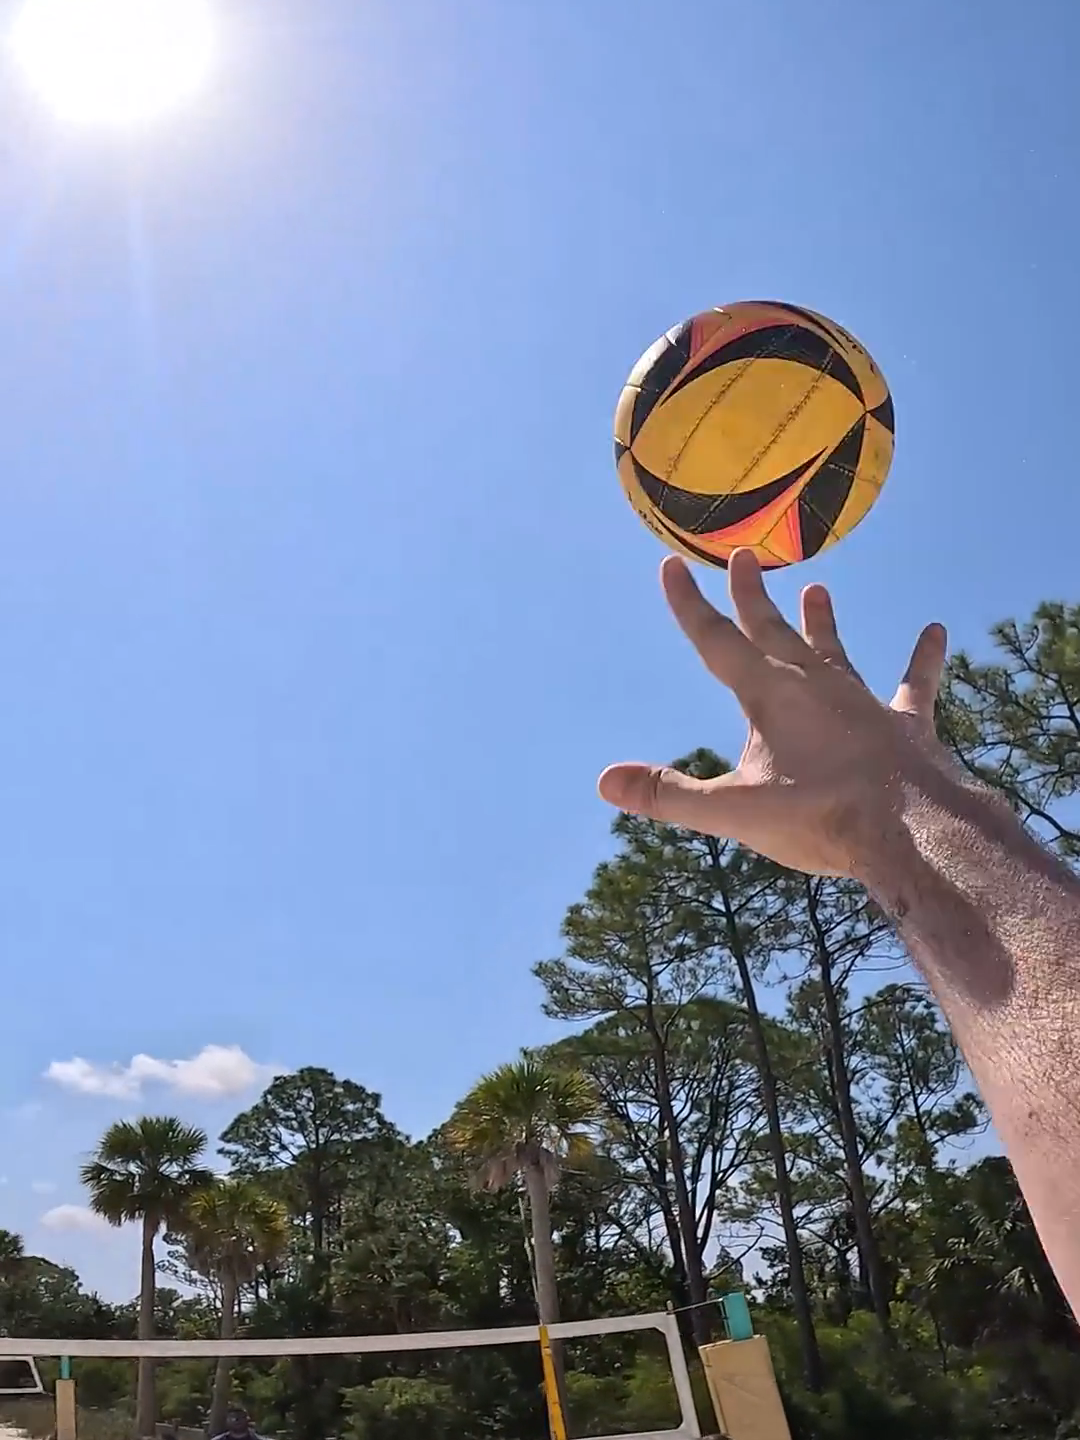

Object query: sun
[10,0,216,128]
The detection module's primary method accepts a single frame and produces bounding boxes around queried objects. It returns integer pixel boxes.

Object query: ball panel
[635,447,825,539]
[757,503,804,566]
[868,392,894,435]
[620,444,789,570]
[685,303,806,374]
[624,330,672,390]
[696,472,806,559]
[798,498,836,561]
[667,320,864,410]
[712,542,789,570]
[632,361,863,502]
[616,446,707,564]
[686,303,805,369]
[830,476,881,542]
[796,416,865,555]
[622,321,694,445]
[613,386,637,450]
[688,309,734,358]
[789,303,889,411]
[859,414,894,490]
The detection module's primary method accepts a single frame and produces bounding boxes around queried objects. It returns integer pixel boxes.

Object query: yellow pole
[538,1324,568,1440]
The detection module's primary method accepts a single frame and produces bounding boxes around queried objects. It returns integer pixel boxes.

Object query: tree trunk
[712,854,823,1393]
[653,1177,693,1325]
[135,1214,158,1439]
[891,999,936,1170]
[806,878,893,1339]
[208,1271,238,1436]
[655,1181,688,1292]
[523,1160,569,1425]
[649,1029,712,1347]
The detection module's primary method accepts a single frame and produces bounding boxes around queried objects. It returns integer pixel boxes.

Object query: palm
[185,1178,288,1290]
[447,1058,596,1328]
[722,676,929,873]
[0,1228,24,1271]
[0,1228,26,1333]
[81,1116,212,1228]
[81,1116,212,1437]
[183,1178,288,1434]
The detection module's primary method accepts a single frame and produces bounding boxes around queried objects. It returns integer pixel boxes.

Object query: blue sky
[0,0,1077,1300]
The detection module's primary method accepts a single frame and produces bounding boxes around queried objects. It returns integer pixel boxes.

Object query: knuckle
[647,766,674,809]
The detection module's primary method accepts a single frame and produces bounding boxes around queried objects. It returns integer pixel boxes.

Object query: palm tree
[0,1228,26,1335]
[0,1227,24,1291]
[446,1057,597,1416]
[81,1117,213,1438]
[182,1177,289,1435]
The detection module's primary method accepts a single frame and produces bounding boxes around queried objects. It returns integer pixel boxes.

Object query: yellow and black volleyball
[614,301,893,570]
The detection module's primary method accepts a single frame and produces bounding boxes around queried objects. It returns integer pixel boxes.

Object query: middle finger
[729,549,818,666]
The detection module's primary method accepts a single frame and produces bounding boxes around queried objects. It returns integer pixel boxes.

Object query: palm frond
[446,1056,598,1192]
[182,1177,289,1285]
[81,1115,213,1226]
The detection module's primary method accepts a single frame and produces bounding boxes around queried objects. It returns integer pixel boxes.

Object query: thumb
[598,762,759,838]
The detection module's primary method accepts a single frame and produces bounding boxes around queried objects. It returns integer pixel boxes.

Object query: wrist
[861,769,1030,905]
[856,766,1080,998]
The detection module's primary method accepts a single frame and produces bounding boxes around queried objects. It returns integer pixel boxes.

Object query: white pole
[660,1311,701,1438]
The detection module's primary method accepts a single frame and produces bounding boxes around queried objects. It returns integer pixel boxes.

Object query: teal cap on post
[719,1291,754,1341]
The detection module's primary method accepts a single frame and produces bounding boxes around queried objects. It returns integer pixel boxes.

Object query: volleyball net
[0,1309,703,1440]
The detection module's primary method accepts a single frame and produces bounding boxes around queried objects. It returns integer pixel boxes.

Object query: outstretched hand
[598,549,949,877]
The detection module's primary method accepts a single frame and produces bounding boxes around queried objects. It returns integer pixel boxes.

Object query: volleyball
[614,301,893,570]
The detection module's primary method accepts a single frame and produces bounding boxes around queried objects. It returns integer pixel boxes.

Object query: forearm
[862,774,1080,1310]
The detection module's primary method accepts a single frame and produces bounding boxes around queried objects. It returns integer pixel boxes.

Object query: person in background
[599,550,1080,1317]
[211,1407,263,1440]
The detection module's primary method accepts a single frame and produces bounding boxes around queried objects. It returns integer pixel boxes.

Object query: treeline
[2,600,1080,1440]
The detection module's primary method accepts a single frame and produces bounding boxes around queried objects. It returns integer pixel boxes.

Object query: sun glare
[10,0,216,127]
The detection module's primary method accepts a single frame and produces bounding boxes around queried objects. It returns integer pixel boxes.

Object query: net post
[661,1308,702,1438]
[538,1325,568,1440]
[56,1357,76,1440]
[718,1292,754,1342]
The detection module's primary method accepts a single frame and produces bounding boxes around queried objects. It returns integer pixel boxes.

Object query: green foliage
[220,1067,403,1259]
[342,1376,467,1439]
[183,1178,289,1294]
[938,601,1080,857]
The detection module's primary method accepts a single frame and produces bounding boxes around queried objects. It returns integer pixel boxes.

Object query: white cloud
[40,1204,109,1234]
[31,1180,56,1195]
[45,1045,284,1100]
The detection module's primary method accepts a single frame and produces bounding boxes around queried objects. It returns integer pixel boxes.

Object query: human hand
[598,549,950,877]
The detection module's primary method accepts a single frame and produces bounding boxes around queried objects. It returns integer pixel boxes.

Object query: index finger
[661,557,766,694]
